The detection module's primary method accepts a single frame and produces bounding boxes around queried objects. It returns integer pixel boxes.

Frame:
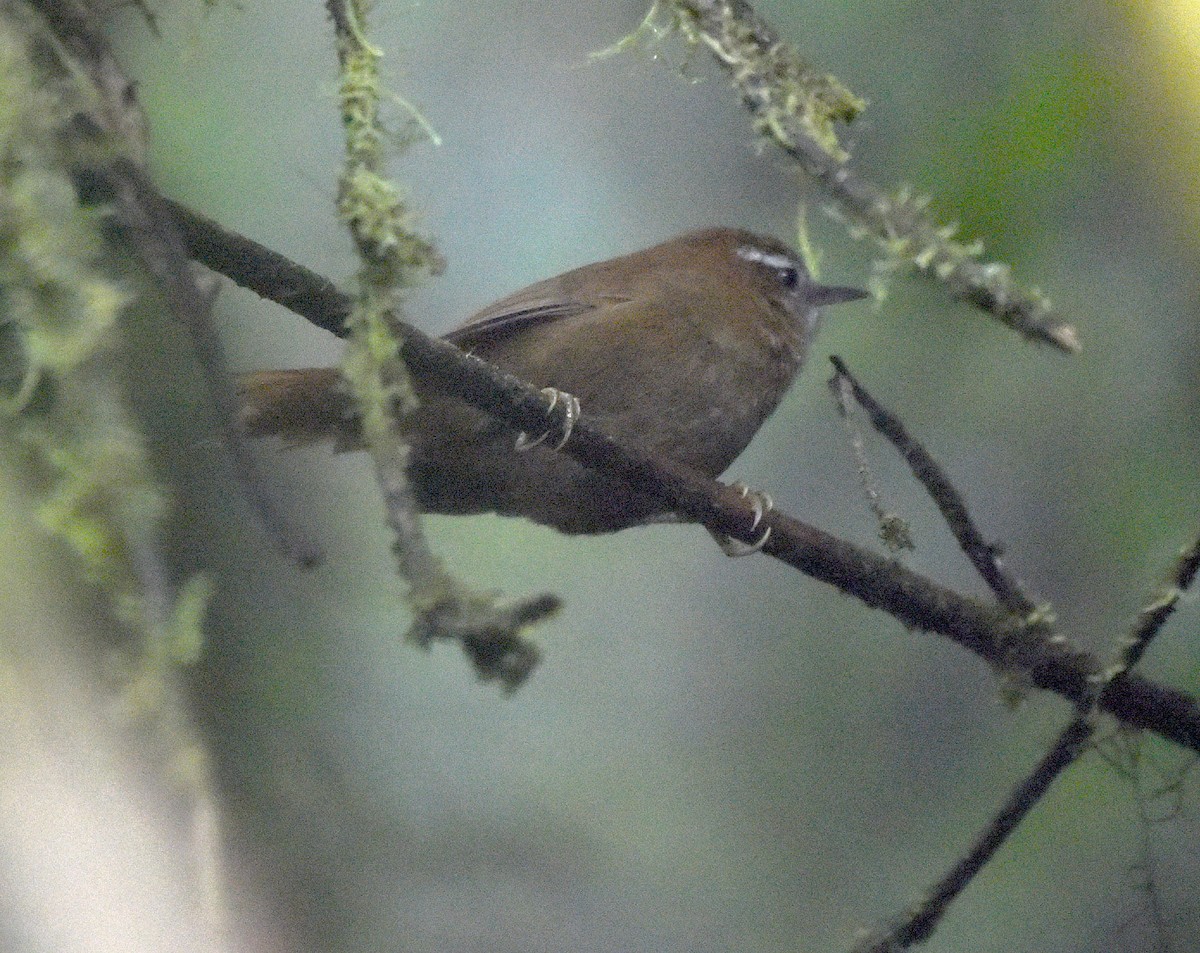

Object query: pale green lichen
[333,1,436,444]
[0,3,210,665]
[598,2,863,160]
[330,0,554,690]
[828,183,1063,348]
[615,1,1076,351]
[789,206,822,277]
[590,0,678,62]
[671,0,864,161]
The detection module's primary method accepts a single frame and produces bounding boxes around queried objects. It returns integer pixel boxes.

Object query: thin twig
[829,370,914,553]
[1115,534,1200,674]
[162,197,1200,753]
[853,717,1095,952]
[829,356,1036,614]
[855,529,1200,950]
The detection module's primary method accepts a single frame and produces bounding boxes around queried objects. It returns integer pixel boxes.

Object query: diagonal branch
[669,0,1080,353]
[829,356,1036,614]
[852,717,1096,952]
[853,530,1200,951]
[164,197,1200,754]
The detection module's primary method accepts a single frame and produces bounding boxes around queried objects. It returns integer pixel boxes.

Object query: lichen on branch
[0,0,211,659]
[327,0,557,690]
[606,0,1080,352]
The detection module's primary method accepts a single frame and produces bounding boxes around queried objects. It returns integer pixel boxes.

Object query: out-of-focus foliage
[3,2,1197,952]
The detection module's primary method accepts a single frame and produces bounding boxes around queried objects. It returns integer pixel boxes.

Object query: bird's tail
[237,367,357,446]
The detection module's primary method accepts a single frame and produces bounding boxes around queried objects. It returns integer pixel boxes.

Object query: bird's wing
[444,300,594,347]
[444,274,633,349]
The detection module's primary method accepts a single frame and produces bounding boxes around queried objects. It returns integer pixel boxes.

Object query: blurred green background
[8,1,1200,951]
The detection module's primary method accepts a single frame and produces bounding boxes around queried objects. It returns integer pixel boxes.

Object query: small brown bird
[238,227,865,535]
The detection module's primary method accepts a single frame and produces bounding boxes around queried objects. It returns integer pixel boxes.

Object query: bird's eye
[736,245,804,289]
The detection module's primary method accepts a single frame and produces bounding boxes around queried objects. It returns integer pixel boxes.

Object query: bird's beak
[809,284,869,307]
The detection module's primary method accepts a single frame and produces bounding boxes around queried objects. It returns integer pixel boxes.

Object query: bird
[237,227,866,537]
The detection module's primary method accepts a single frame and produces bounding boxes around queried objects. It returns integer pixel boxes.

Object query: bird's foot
[711,482,773,557]
[515,387,581,452]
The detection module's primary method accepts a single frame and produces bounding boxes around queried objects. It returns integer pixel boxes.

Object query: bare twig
[829,356,1036,614]
[853,717,1095,953]
[162,198,1200,754]
[855,529,1200,950]
[1114,534,1200,674]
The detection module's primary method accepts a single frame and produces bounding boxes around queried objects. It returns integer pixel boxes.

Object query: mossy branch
[325,0,557,691]
[164,198,1200,754]
[1,0,216,665]
[614,0,1081,352]
[3,0,226,940]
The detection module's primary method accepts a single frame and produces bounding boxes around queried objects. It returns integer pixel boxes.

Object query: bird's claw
[515,387,581,452]
[712,482,774,557]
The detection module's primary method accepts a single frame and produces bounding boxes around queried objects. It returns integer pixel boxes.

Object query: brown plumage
[238,227,865,533]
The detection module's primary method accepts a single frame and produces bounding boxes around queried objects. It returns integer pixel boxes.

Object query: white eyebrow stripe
[735,246,796,270]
